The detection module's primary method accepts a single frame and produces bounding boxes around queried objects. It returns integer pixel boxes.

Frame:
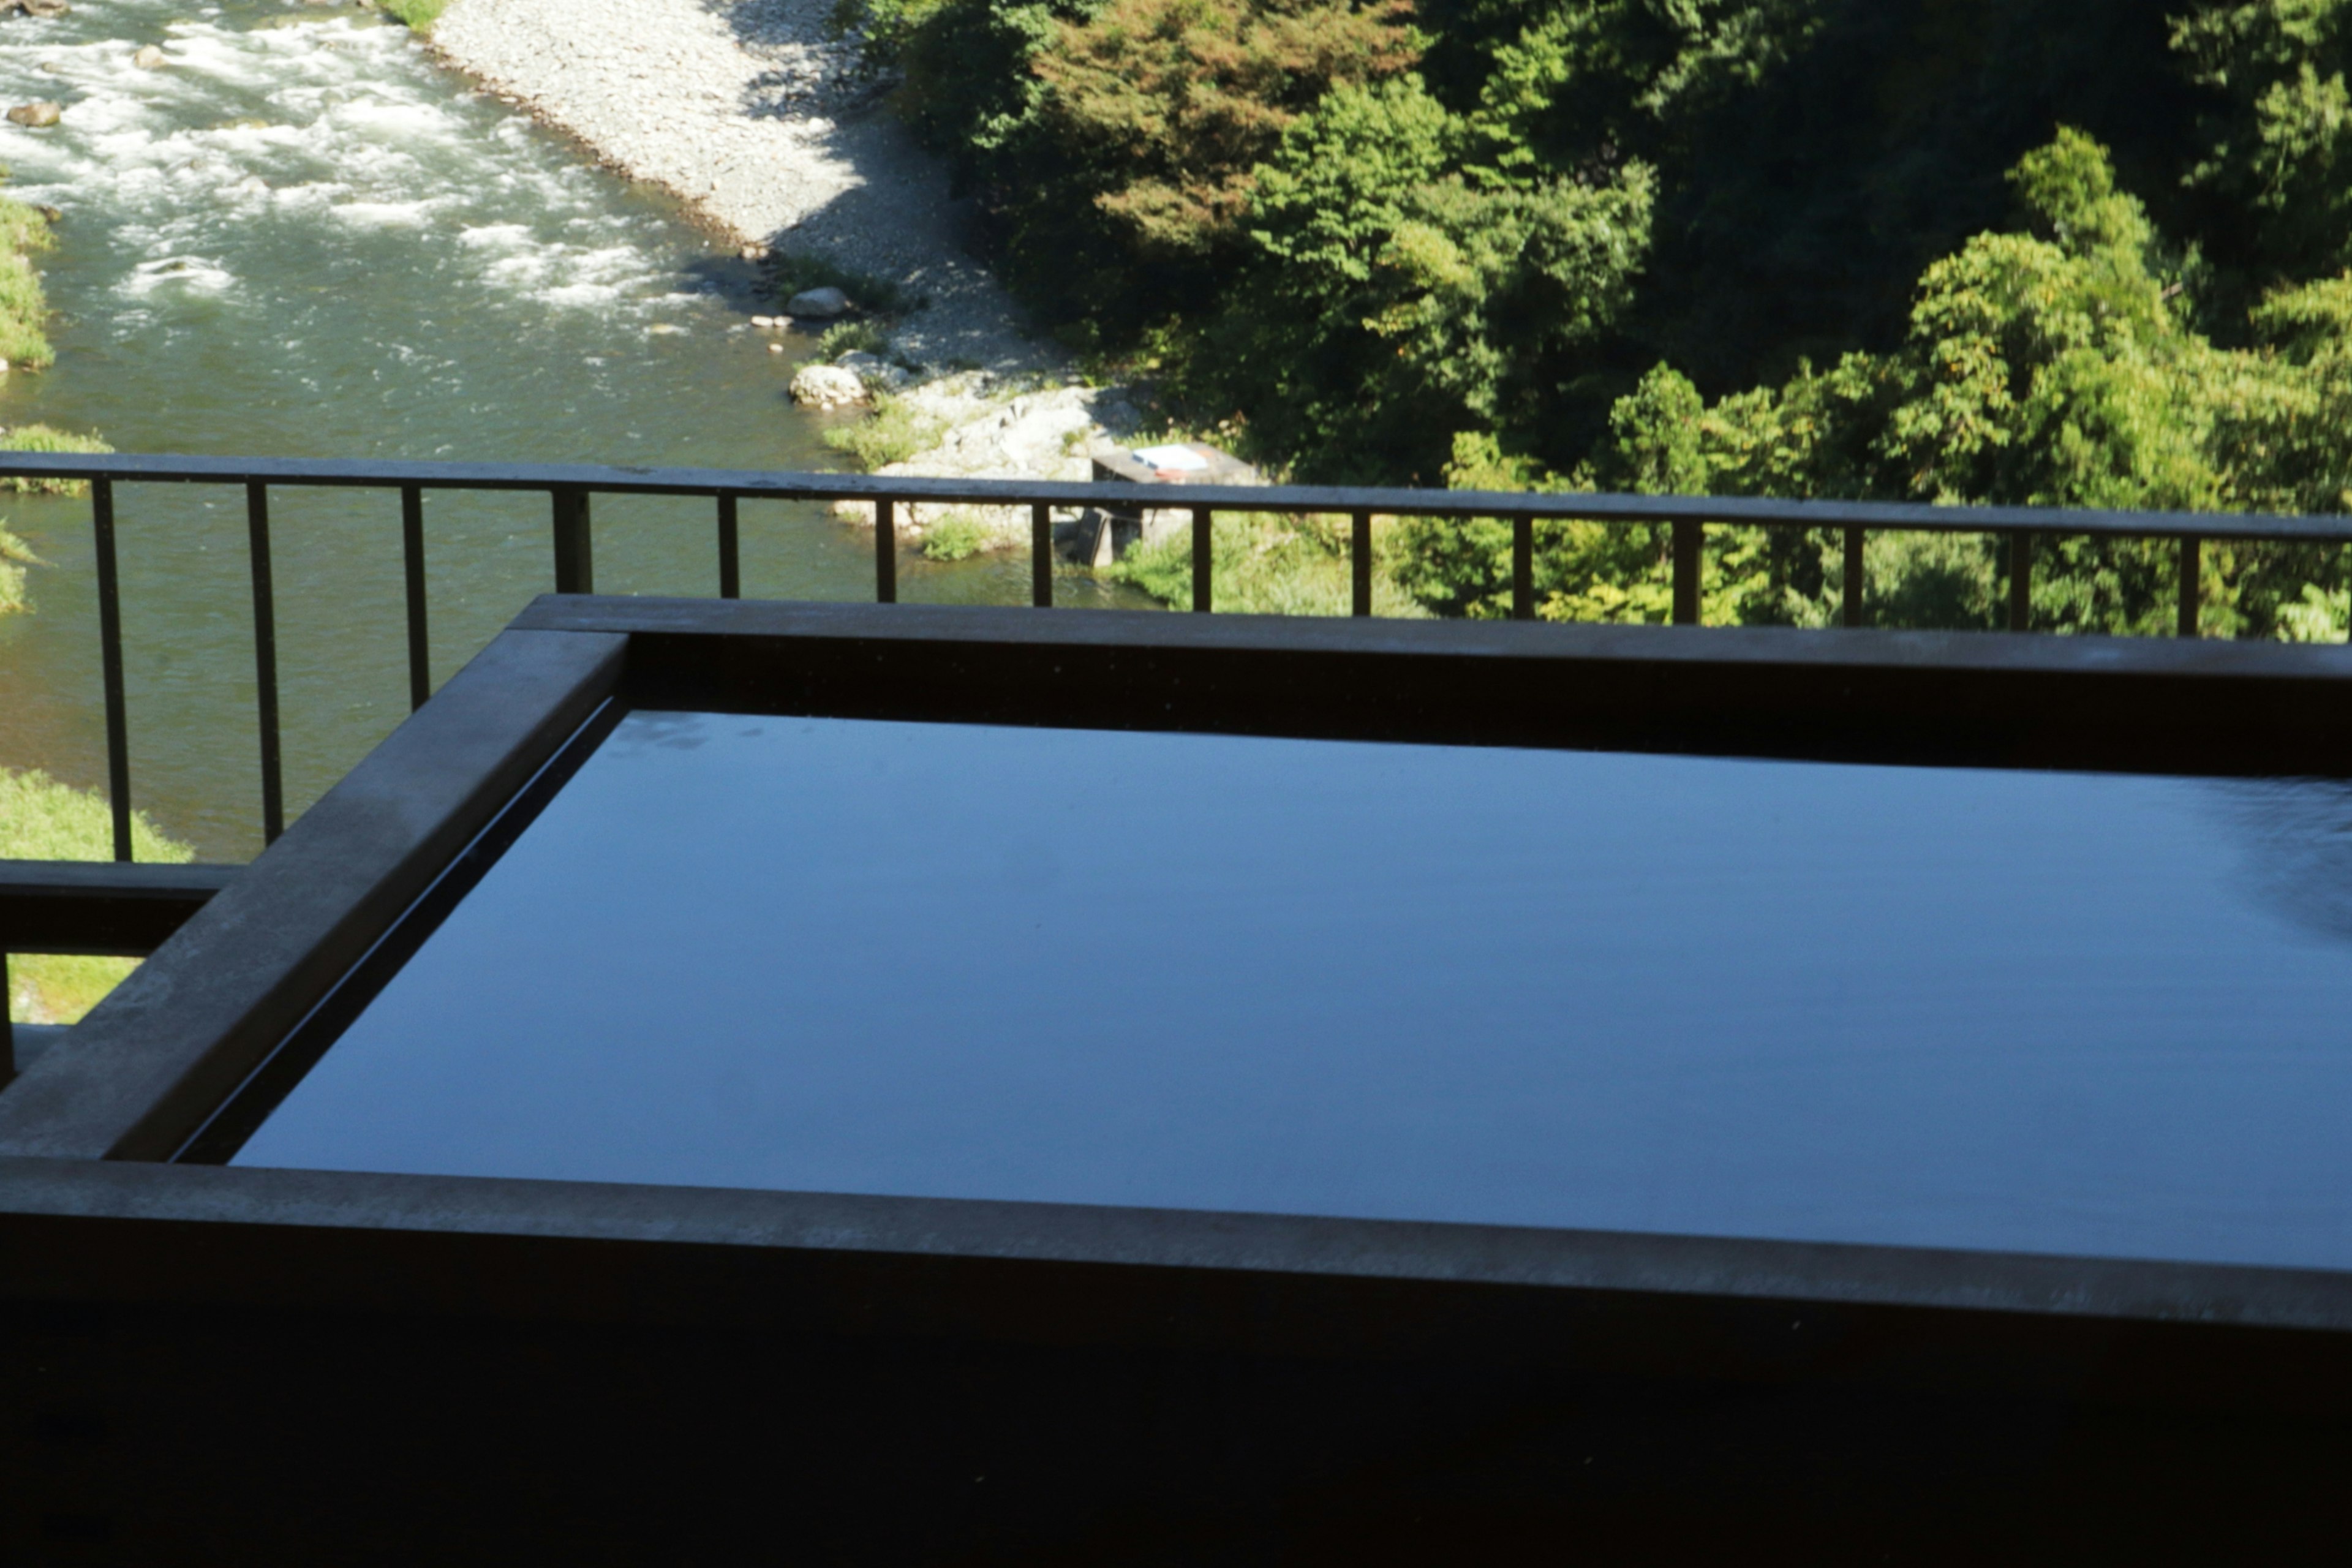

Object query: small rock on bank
[785,287,853,319]
[790,363,867,410]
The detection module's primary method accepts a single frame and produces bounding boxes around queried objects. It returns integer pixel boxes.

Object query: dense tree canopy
[834,0,2352,635]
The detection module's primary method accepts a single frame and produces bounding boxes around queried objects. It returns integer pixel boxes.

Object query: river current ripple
[0,0,1057,859]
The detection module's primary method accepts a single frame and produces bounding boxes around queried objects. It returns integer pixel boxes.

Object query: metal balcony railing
[2,449,2350,866]
[6,448,2352,1079]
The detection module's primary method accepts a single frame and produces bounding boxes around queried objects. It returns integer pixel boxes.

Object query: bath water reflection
[236,714,2352,1272]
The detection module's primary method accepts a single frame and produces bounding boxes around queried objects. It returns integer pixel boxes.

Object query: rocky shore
[823,372,1146,545]
[426,0,1154,529]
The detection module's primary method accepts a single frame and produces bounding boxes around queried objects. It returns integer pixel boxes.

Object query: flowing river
[0,0,1129,861]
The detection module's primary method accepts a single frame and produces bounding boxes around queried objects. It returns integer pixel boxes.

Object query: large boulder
[835,350,907,391]
[784,286,852,318]
[4,1,72,18]
[6,101,61,127]
[789,363,867,409]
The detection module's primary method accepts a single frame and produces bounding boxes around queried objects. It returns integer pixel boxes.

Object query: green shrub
[823,393,945,469]
[920,511,994,559]
[1,424,112,496]
[1,767,195,1026]
[1106,510,1426,616]
[816,320,891,359]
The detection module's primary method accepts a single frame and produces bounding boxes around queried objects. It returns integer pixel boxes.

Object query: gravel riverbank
[428,0,1049,374]
[424,0,1201,540]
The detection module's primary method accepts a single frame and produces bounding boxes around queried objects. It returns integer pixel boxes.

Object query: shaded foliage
[1545,130,2352,637]
[2173,0,2352,289]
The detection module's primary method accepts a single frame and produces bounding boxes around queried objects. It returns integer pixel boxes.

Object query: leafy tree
[1033,0,1422,255]
[1394,431,1691,620]
[1539,131,2352,637]
[1191,75,1654,480]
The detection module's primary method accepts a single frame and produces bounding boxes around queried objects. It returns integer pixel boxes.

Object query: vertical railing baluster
[92,478,132,862]
[717,492,742,600]
[246,481,284,846]
[875,498,897,604]
[1671,519,1703,625]
[1191,507,1212,612]
[401,485,430,711]
[1842,526,1865,628]
[2008,532,2032,631]
[1031,502,1052,608]
[1512,516,1534,621]
[1351,511,1373,618]
[2178,535,2201,639]
[2,951,13,1086]
[552,488,594,594]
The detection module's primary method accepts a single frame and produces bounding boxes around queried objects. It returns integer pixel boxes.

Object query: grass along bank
[1,424,112,499]
[0,521,37,615]
[0,170,110,521]
[0,426,113,617]
[1109,511,1428,617]
[0,176,55,374]
[0,175,104,616]
[823,391,944,472]
[0,431,111,617]
[380,0,452,30]
[1,768,195,1025]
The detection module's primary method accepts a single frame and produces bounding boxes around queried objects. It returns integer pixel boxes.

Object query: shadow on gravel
[694,0,1055,374]
[699,0,878,123]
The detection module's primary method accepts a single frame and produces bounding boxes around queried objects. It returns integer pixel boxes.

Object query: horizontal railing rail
[2,450,2350,543]
[2,448,2348,883]
[0,861,239,1082]
[0,862,241,954]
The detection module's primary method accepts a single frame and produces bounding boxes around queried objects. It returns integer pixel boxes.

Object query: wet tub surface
[234,710,2352,1271]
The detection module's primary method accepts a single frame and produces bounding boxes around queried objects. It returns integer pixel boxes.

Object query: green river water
[0,0,1134,862]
